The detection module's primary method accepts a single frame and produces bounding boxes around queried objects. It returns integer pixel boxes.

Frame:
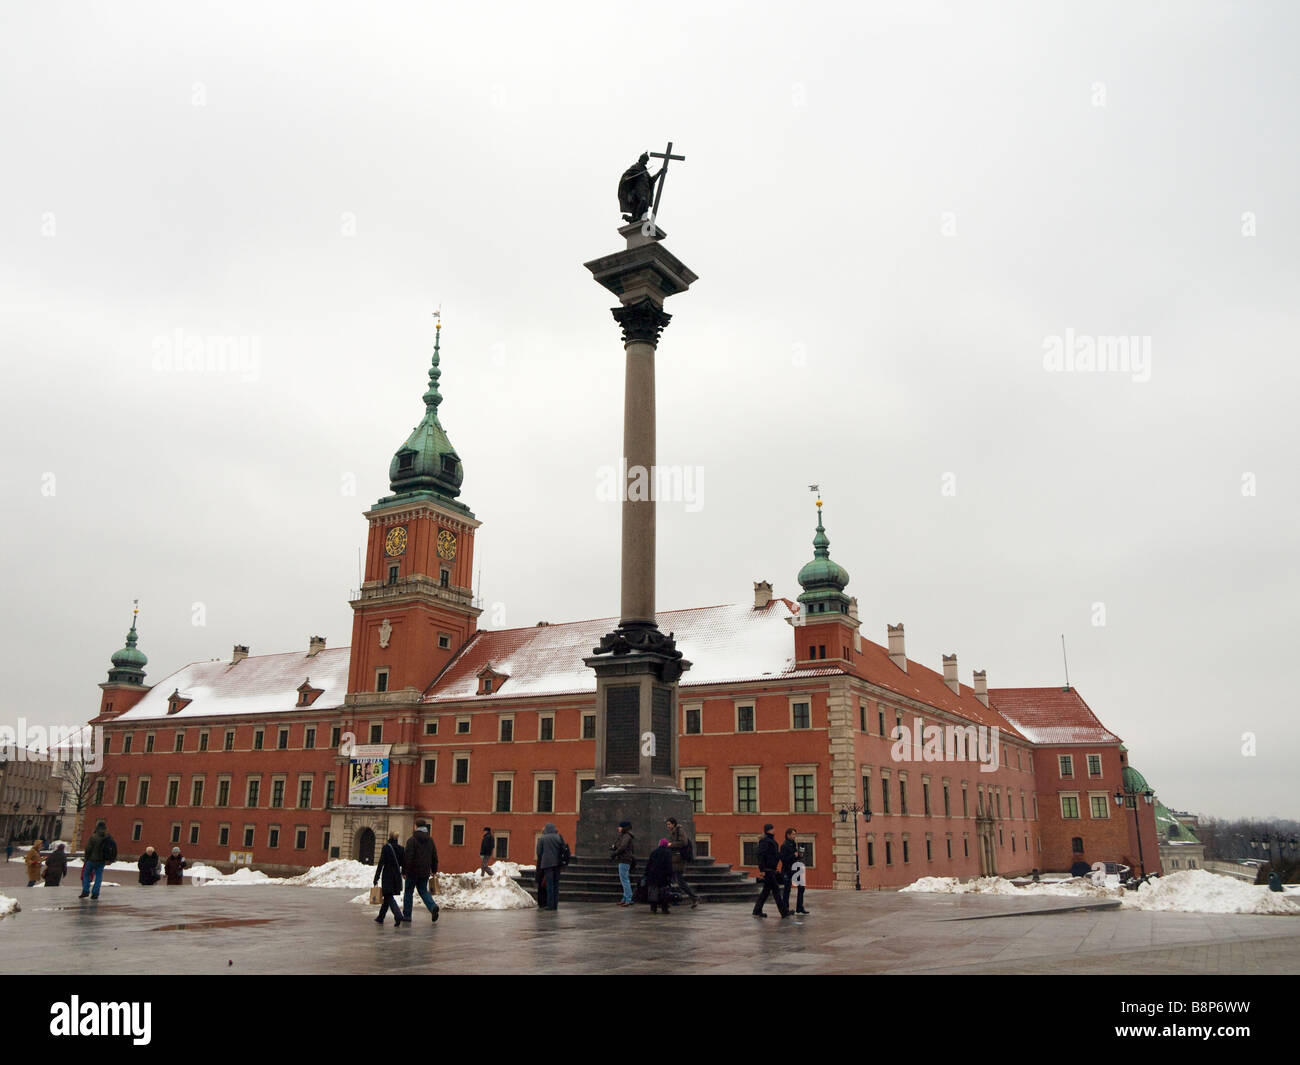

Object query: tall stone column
[575,221,698,857]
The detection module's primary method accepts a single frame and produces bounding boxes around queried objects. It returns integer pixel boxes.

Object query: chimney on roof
[942,653,960,694]
[973,669,988,706]
[232,644,249,663]
[753,580,772,609]
[887,623,907,672]
[308,636,326,657]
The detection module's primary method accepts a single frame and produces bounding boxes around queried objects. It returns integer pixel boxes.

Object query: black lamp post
[1114,786,1154,877]
[838,803,872,890]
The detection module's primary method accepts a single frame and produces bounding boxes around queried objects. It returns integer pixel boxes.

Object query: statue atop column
[616,143,686,225]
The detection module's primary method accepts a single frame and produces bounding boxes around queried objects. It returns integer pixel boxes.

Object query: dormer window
[166,689,190,715]
[296,680,323,708]
[476,666,509,696]
[398,452,414,471]
[441,454,457,475]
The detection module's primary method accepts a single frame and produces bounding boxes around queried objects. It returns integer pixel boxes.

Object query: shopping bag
[369,885,383,904]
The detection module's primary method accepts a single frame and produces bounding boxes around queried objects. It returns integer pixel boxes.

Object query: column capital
[611,299,673,346]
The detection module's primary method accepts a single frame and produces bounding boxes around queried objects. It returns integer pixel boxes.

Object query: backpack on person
[100,836,117,864]
[559,840,571,867]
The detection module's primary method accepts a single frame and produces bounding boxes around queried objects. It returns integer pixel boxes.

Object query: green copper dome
[797,501,852,616]
[1121,764,1151,795]
[108,609,147,683]
[387,321,465,502]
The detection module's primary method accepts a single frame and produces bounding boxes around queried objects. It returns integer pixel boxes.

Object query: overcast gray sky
[2,1,1295,820]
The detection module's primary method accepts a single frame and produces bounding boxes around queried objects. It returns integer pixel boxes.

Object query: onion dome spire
[108,600,148,684]
[796,496,852,617]
[387,313,466,505]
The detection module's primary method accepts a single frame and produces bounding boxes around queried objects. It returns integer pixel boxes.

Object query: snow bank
[902,870,1300,915]
[198,859,536,889]
[349,871,536,911]
[1121,870,1300,916]
[0,895,19,919]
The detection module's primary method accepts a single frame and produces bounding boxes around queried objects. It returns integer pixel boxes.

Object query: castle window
[387,565,399,585]
[438,633,451,650]
[174,731,185,752]
[398,452,414,471]
[369,723,382,743]
[441,455,456,475]
[582,713,596,739]
[440,568,450,587]
[376,670,389,693]
[736,706,755,733]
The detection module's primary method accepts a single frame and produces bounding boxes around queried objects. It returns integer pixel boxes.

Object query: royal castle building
[84,324,1161,888]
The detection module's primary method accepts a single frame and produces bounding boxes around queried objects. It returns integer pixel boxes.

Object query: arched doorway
[356,827,375,865]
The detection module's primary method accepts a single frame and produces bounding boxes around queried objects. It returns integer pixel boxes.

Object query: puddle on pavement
[147,917,274,931]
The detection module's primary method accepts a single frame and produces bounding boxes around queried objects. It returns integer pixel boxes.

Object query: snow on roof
[427,601,807,702]
[111,647,351,722]
[987,686,1120,745]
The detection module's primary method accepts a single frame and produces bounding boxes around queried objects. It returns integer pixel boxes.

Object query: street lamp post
[838,804,872,890]
[1113,786,1154,877]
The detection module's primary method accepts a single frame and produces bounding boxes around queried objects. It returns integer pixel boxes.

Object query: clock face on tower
[384,526,408,557]
[437,529,458,561]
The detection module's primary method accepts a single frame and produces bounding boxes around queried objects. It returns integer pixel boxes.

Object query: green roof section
[1154,800,1200,844]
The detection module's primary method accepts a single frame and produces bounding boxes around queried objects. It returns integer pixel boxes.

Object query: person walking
[164,847,188,885]
[137,846,161,885]
[752,823,789,918]
[24,840,44,887]
[664,817,699,909]
[43,843,69,887]
[5,840,13,863]
[610,821,635,906]
[778,828,803,914]
[535,822,569,911]
[402,820,440,923]
[373,830,405,927]
[643,837,675,915]
[479,826,495,876]
[79,821,115,899]
[789,858,810,915]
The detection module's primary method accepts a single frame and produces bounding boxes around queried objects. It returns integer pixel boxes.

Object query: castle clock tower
[347,320,481,696]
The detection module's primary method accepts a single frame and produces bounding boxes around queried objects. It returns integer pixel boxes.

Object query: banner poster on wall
[347,744,392,806]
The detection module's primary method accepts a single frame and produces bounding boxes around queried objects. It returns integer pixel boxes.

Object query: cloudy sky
[2,1,1295,820]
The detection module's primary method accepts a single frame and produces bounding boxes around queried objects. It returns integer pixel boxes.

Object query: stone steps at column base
[514,856,759,904]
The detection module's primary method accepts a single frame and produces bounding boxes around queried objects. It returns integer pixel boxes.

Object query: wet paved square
[3,864,1297,975]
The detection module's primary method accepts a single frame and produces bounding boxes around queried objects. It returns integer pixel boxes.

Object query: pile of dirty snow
[349,871,536,911]
[0,895,19,919]
[195,867,271,886]
[1121,870,1300,916]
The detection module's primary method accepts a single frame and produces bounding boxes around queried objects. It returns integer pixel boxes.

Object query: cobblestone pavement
[3,863,1297,975]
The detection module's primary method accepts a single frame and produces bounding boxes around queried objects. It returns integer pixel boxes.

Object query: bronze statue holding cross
[617,142,685,224]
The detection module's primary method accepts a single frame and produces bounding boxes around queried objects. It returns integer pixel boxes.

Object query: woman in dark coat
[373,831,405,926]
[138,846,160,885]
[164,847,187,885]
[43,843,69,887]
[643,838,675,915]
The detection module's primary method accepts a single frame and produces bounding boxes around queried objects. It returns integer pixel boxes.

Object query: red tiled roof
[845,635,1028,741]
[988,686,1121,745]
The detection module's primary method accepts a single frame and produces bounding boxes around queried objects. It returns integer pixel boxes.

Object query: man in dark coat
[374,830,405,926]
[479,826,495,876]
[665,817,699,908]
[643,838,675,915]
[80,821,112,899]
[779,828,807,914]
[753,823,789,918]
[402,820,440,923]
[137,846,160,885]
[535,822,569,911]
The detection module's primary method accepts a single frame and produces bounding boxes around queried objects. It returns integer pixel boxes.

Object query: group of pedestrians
[607,816,700,914]
[136,845,188,885]
[753,824,811,918]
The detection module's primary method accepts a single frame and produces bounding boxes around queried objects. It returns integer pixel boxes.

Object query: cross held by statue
[648,141,685,220]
